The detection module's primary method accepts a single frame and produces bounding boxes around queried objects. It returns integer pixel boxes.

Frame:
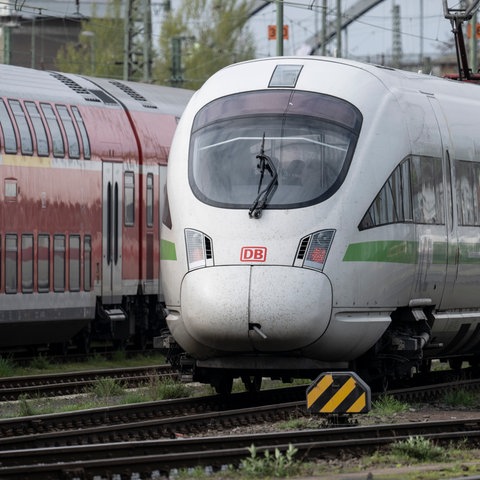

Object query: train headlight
[185,228,213,271]
[297,229,335,272]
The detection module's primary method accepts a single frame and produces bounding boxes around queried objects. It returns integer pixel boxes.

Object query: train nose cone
[181,266,332,352]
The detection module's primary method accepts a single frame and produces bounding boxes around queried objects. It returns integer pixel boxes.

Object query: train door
[409,96,451,306]
[427,97,459,309]
[102,161,123,303]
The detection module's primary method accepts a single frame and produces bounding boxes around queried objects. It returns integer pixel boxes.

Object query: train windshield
[189,90,362,209]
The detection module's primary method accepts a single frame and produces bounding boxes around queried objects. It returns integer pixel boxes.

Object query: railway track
[1,379,480,478]
[0,386,306,446]
[0,364,177,401]
[1,415,480,479]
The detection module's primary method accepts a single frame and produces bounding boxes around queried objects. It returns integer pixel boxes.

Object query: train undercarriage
[161,305,480,394]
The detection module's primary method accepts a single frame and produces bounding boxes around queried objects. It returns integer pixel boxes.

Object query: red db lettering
[240,246,267,262]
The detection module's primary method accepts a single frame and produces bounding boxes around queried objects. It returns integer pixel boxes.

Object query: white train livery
[160,56,480,392]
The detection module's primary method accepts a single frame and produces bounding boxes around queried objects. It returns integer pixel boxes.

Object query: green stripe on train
[343,240,480,264]
[160,239,177,261]
[343,240,418,263]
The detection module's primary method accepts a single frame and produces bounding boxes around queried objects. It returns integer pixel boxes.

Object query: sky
[247,1,458,60]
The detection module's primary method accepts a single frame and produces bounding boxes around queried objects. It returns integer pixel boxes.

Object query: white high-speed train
[160,56,480,392]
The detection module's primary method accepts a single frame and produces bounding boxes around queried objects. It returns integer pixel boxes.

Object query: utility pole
[470,11,478,72]
[322,0,327,55]
[419,0,424,65]
[336,0,341,57]
[123,0,170,81]
[276,0,283,56]
[392,3,402,68]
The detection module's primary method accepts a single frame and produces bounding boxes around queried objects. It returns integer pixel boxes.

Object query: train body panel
[0,64,193,349]
[161,56,480,388]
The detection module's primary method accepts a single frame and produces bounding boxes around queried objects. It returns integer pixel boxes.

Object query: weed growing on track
[442,388,479,408]
[0,356,15,376]
[391,435,446,461]
[239,444,300,478]
[371,395,409,416]
[89,377,126,398]
[28,354,52,370]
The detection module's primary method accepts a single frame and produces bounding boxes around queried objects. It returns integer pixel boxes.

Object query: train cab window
[0,99,17,154]
[9,100,33,155]
[56,105,80,159]
[124,172,135,226]
[21,234,33,293]
[456,160,480,226]
[25,102,49,157]
[53,235,65,292]
[146,173,154,227]
[69,235,80,292]
[84,235,91,291]
[41,104,65,158]
[71,107,91,159]
[189,90,362,209]
[5,234,17,294]
[38,234,50,293]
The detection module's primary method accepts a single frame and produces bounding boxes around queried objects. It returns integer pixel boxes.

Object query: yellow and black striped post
[306,371,371,414]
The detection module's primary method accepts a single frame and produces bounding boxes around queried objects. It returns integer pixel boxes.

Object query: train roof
[203,55,480,106]
[0,63,193,115]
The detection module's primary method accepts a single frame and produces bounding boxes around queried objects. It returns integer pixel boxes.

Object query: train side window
[456,160,479,226]
[5,234,17,294]
[21,234,34,293]
[25,102,49,157]
[9,100,33,155]
[411,156,444,225]
[53,235,65,292]
[0,99,17,153]
[38,234,50,292]
[475,163,480,226]
[41,104,65,158]
[146,173,154,227]
[124,172,135,226]
[84,235,91,291]
[56,105,80,159]
[69,235,80,292]
[359,158,412,230]
[71,107,91,159]
[4,178,17,201]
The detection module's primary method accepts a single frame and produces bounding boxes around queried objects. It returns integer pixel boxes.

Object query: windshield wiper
[249,133,278,219]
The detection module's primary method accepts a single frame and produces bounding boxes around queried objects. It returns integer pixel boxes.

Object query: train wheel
[419,359,432,375]
[74,327,91,354]
[50,342,68,357]
[241,375,262,393]
[213,376,233,395]
[449,358,463,371]
[134,324,148,351]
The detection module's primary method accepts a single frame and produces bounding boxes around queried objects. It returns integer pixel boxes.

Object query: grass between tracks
[0,351,168,376]
[2,356,480,478]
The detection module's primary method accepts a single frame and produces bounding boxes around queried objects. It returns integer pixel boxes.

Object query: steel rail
[1,417,480,479]
[0,364,176,401]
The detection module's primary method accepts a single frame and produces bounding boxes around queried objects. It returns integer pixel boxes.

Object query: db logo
[240,246,267,262]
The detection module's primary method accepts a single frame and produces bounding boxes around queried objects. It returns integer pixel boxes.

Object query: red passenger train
[0,64,192,351]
